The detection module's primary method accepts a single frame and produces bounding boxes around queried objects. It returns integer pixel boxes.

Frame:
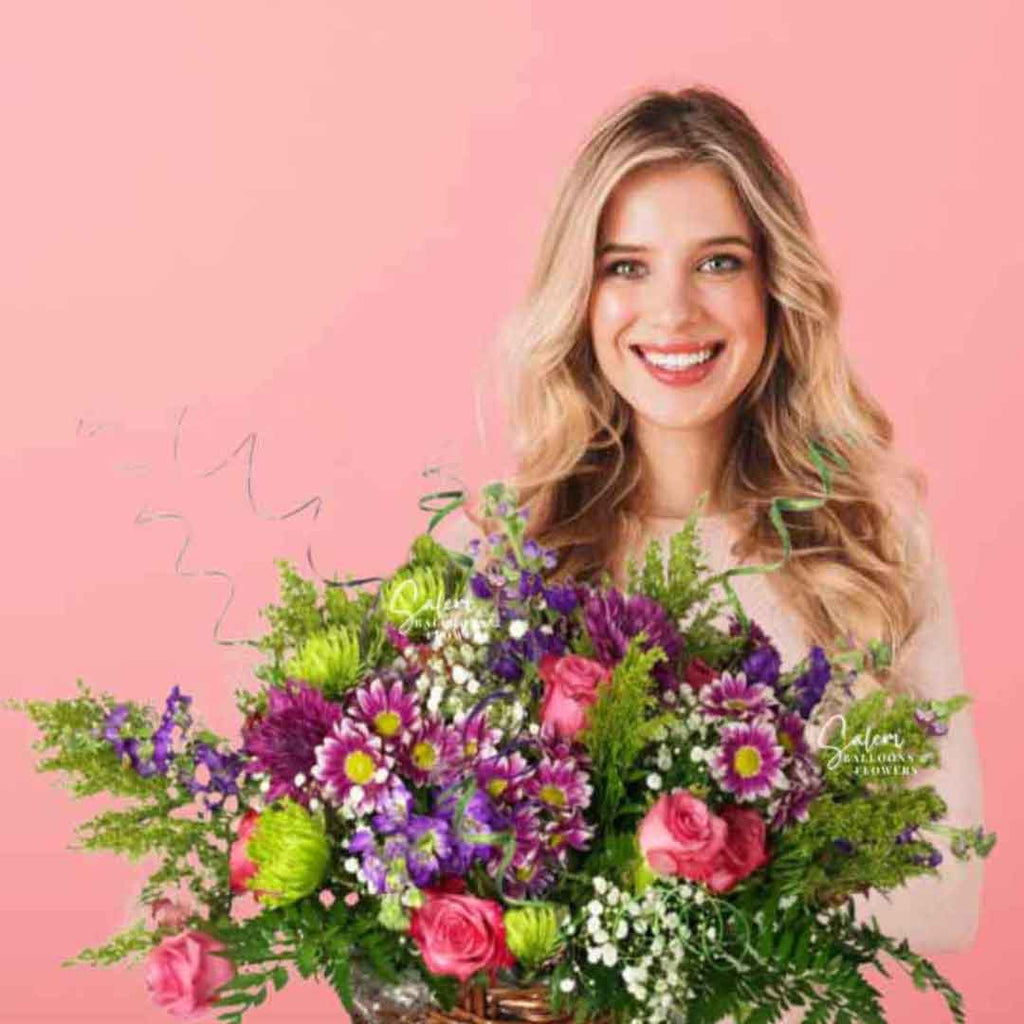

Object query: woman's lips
[630,341,726,387]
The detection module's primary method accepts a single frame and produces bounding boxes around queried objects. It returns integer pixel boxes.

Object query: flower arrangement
[8,477,996,1023]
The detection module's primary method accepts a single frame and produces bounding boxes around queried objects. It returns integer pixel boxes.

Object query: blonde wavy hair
[472,85,932,687]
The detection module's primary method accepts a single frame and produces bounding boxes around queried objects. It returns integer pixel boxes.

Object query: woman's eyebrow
[596,235,754,257]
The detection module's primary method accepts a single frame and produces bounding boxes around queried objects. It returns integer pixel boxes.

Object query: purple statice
[790,646,832,720]
[914,847,943,868]
[486,627,569,683]
[347,676,420,746]
[711,720,787,801]
[470,573,494,600]
[742,644,781,689]
[436,788,508,875]
[313,721,392,813]
[101,705,133,761]
[582,587,683,692]
[152,686,193,772]
[542,583,580,615]
[914,708,949,737]
[400,715,464,787]
[186,742,247,812]
[241,679,341,804]
[895,825,919,845]
[698,671,777,720]
[517,569,545,601]
[348,828,409,895]
[524,756,593,813]
[405,814,455,887]
[371,780,414,835]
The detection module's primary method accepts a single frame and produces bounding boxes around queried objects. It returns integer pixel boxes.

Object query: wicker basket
[414,981,593,1023]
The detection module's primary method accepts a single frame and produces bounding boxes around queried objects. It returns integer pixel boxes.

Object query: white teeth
[641,345,718,369]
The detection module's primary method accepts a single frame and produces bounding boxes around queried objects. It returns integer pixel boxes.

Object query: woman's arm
[850,509,986,954]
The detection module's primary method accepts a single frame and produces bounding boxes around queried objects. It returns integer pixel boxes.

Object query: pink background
[2,2,1022,1020]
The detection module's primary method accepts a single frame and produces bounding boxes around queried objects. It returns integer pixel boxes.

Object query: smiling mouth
[629,341,726,368]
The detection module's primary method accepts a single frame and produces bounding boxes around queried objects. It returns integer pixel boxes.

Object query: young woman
[450,86,984,991]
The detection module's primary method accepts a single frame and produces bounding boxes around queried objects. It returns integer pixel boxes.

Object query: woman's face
[588,161,769,436]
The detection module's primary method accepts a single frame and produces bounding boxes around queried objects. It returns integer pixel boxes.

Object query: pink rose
[151,897,191,932]
[409,891,516,983]
[229,809,259,895]
[704,805,770,894]
[145,930,235,1020]
[538,653,611,740]
[684,657,717,691]
[638,789,728,880]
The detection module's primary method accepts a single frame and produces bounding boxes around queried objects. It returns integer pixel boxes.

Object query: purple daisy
[541,809,593,857]
[400,715,464,786]
[711,720,787,801]
[458,712,503,762]
[524,756,593,813]
[475,751,531,803]
[241,679,341,804]
[775,710,812,759]
[347,676,420,745]
[313,720,392,813]
[699,671,777,719]
[504,847,557,898]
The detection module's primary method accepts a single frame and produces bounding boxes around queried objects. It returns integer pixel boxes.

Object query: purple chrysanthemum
[347,676,420,745]
[524,756,592,813]
[313,720,392,813]
[711,720,787,801]
[241,679,342,804]
[699,671,777,719]
[582,587,683,691]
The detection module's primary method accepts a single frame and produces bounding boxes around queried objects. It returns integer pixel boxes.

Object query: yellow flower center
[539,784,567,808]
[486,778,508,798]
[373,711,402,738]
[726,698,749,711]
[464,740,479,757]
[412,741,437,770]
[733,745,763,779]
[548,834,565,849]
[344,750,375,785]
[778,731,794,754]
[516,864,535,881]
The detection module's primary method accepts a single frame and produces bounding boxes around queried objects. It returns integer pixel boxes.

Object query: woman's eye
[605,259,645,278]
[700,254,743,273]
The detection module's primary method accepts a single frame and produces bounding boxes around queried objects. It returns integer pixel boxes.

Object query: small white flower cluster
[645,685,716,785]
[580,877,716,1024]
[406,602,498,719]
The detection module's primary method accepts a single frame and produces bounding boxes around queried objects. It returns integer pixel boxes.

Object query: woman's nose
[646,271,701,331]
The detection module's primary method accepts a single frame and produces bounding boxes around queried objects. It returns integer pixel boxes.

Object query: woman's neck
[632,411,738,519]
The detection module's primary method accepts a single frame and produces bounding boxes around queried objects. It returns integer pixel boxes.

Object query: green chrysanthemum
[503,904,564,968]
[284,625,361,696]
[247,798,330,908]
[379,566,446,635]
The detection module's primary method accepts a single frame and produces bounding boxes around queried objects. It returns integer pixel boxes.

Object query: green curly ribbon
[417,464,475,571]
[706,436,852,640]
